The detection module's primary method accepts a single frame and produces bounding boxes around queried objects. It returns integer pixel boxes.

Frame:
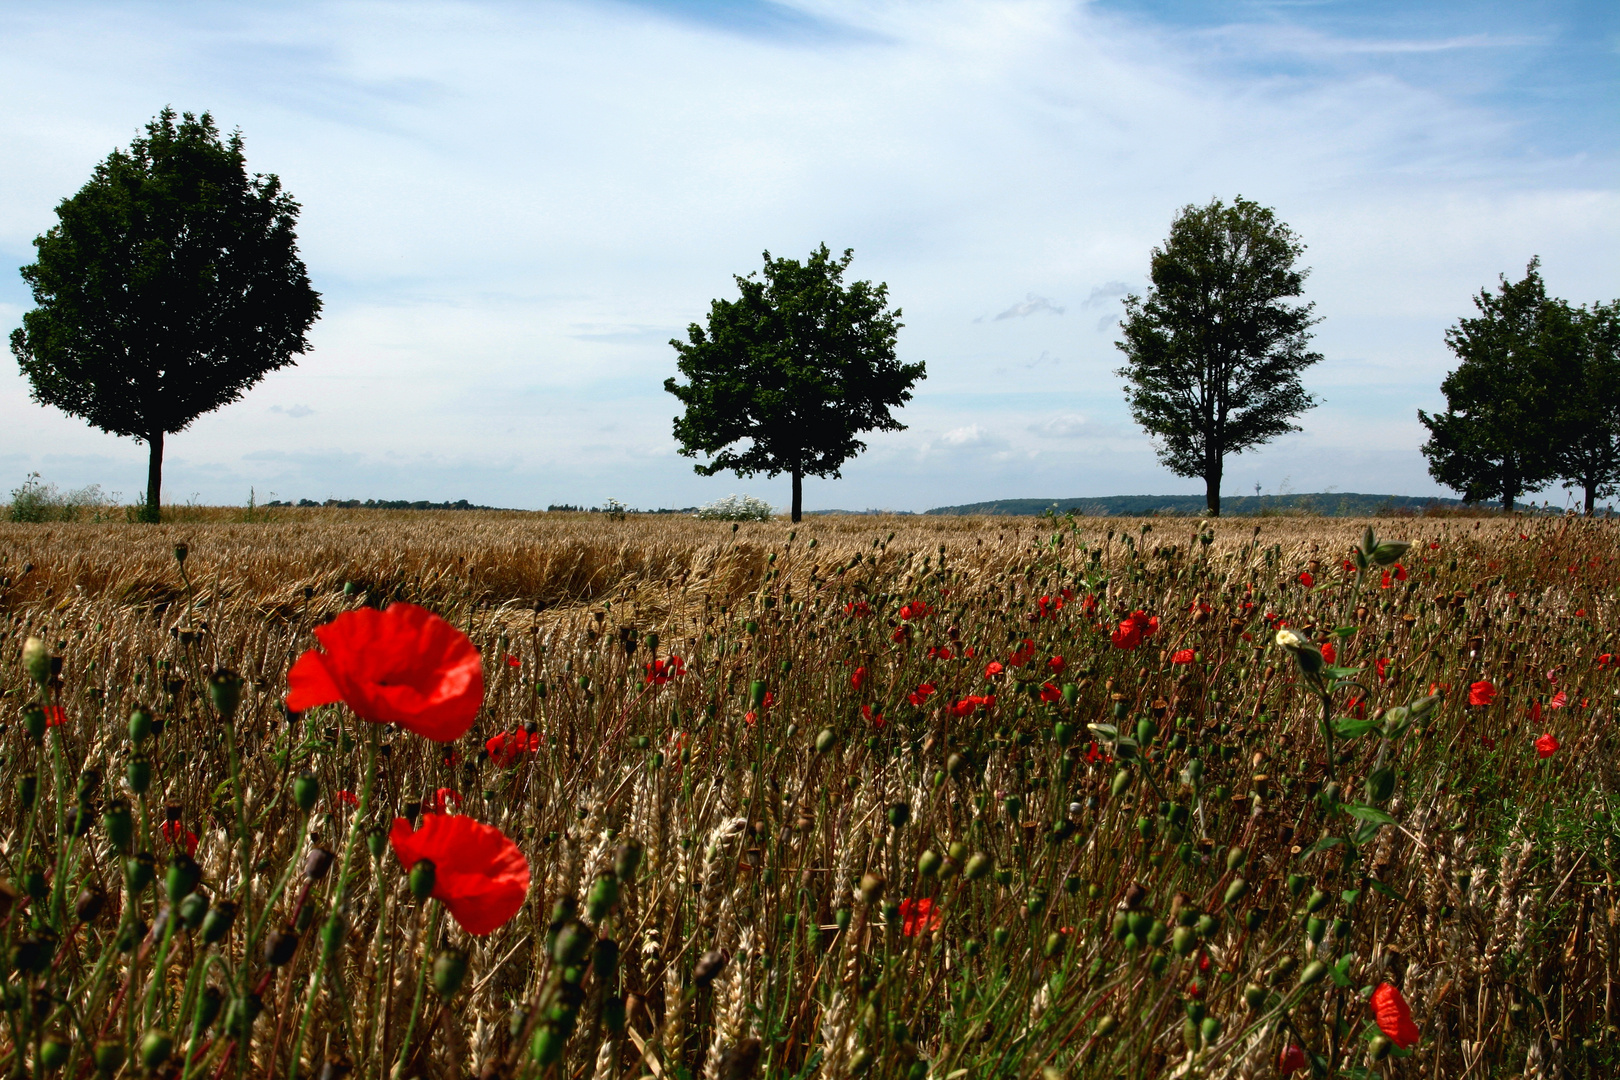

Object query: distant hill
[924,492,1473,517]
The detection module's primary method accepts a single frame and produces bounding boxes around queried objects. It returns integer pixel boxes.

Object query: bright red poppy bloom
[1037,682,1059,703]
[1111,611,1158,650]
[1047,655,1065,674]
[845,601,871,618]
[1009,639,1036,667]
[43,705,67,727]
[926,645,954,660]
[1319,641,1336,665]
[1297,571,1314,587]
[1468,680,1497,706]
[899,600,931,620]
[286,603,483,742]
[1171,649,1195,665]
[1550,690,1567,709]
[1535,732,1560,758]
[949,694,994,717]
[862,704,885,729]
[891,625,911,644]
[161,819,199,856]
[644,655,685,686]
[1376,657,1391,680]
[898,897,941,936]
[851,666,869,690]
[908,682,937,707]
[486,729,540,767]
[1370,983,1420,1048]
[335,789,360,808]
[390,813,530,935]
[1278,1044,1306,1075]
[1598,653,1614,668]
[504,654,521,668]
[431,787,462,814]
[984,661,1005,678]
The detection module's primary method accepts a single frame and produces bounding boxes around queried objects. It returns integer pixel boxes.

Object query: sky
[1,0,1616,513]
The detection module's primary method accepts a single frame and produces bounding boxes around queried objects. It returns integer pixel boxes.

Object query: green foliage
[665,244,922,523]
[694,493,775,522]
[1115,196,1322,517]
[7,472,114,522]
[9,108,321,522]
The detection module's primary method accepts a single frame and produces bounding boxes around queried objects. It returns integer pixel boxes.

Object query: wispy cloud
[269,404,315,419]
[993,294,1065,321]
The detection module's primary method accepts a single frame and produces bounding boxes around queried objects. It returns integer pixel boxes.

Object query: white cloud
[993,294,1066,320]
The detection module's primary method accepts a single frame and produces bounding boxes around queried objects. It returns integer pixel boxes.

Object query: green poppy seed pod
[1243,983,1266,1011]
[963,853,992,881]
[1319,782,1341,810]
[1145,920,1168,947]
[320,915,346,959]
[303,846,334,881]
[17,772,37,809]
[1111,911,1130,941]
[1112,768,1134,797]
[1409,694,1440,717]
[1181,1017,1200,1052]
[749,680,767,707]
[367,829,387,861]
[553,920,592,966]
[263,928,298,967]
[815,728,836,753]
[140,1029,173,1070]
[1306,917,1326,943]
[1298,960,1329,988]
[67,805,96,838]
[1226,846,1247,872]
[1223,878,1248,906]
[887,802,911,828]
[1112,698,1128,720]
[1044,931,1066,958]
[92,1040,126,1076]
[1172,926,1197,956]
[1061,682,1079,707]
[1246,907,1265,932]
[946,752,967,777]
[849,1049,874,1076]
[1371,541,1409,566]
[192,985,224,1037]
[1184,1000,1205,1023]
[292,773,320,812]
[104,799,134,852]
[166,854,200,901]
[178,891,210,930]
[432,949,469,997]
[602,995,626,1034]
[200,900,236,945]
[1332,917,1351,941]
[1365,767,1396,804]
[1306,889,1330,914]
[530,1021,564,1064]
[614,840,643,884]
[208,668,242,722]
[1200,1016,1222,1044]
[408,859,437,901]
[644,631,659,653]
[22,636,52,688]
[39,1035,70,1071]
[586,872,620,923]
[22,704,46,741]
[23,866,48,900]
[918,850,942,878]
[125,852,156,894]
[948,841,969,863]
[1288,873,1308,897]
[835,907,852,931]
[693,948,728,988]
[224,994,263,1038]
[1369,1035,1392,1062]
[1095,1015,1118,1038]
[75,886,107,924]
[129,704,153,744]
[860,873,885,904]
[593,938,619,981]
[1137,815,1155,840]
[1136,717,1156,745]
[126,755,152,795]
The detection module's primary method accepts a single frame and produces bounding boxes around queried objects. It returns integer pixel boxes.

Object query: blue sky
[1,0,1615,512]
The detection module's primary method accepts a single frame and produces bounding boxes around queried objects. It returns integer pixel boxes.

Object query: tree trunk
[144,430,164,524]
[1501,492,1513,513]
[1585,478,1597,516]
[791,464,802,524]
[1204,462,1221,517]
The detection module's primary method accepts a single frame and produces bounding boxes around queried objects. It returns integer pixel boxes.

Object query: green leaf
[1302,835,1344,857]
[1369,881,1406,903]
[1341,889,1362,906]
[1354,821,1384,846]
[1332,625,1359,638]
[1323,665,1363,680]
[1334,717,1381,739]
[1344,804,1397,827]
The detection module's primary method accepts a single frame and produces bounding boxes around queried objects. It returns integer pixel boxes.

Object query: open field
[2,511,1618,1079]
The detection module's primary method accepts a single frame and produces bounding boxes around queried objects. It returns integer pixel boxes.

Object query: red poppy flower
[1084,742,1109,764]
[1278,1044,1306,1075]
[851,666,868,690]
[949,694,994,717]
[1111,611,1158,650]
[845,601,871,618]
[1171,649,1195,665]
[644,655,685,686]
[431,787,462,814]
[1319,641,1336,665]
[899,600,931,620]
[160,819,199,856]
[286,603,483,743]
[1429,541,1440,549]
[336,789,360,808]
[1375,657,1391,680]
[1370,983,1420,1048]
[1009,639,1036,667]
[908,682,937,707]
[1598,653,1614,668]
[1392,564,1407,581]
[1343,558,1356,573]
[984,661,1005,678]
[1550,690,1567,709]
[862,704,885,730]
[389,813,530,935]
[1047,656,1066,674]
[43,705,67,727]
[891,625,911,644]
[1380,570,1392,588]
[1039,682,1062,703]
[504,654,521,668]
[1297,571,1314,587]
[1481,735,1496,750]
[1468,680,1497,706]
[898,897,941,936]
[486,729,540,767]
[1535,732,1560,758]
[926,645,954,660]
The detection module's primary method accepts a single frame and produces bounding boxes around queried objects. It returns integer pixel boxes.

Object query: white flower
[1275,628,1305,650]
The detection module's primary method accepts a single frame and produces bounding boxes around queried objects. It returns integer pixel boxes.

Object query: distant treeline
[924,492,1488,517]
[265,498,502,511]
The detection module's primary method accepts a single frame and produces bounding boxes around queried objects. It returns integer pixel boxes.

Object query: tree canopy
[1115,196,1322,516]
[664,244,921,523]
[10,108,321,522]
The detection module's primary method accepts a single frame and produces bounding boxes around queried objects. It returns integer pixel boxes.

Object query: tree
[1551,301,1620,514]
[664,244,921,523]
[1115,196,1322,516]
[1418,260,1574,512]
[10,108,321,522]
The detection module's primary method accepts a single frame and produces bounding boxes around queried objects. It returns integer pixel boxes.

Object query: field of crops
[1,510,1617,1080]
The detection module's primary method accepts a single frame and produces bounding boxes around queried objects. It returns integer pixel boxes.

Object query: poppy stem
[394,902,442,1077]
[287,725,379,1080]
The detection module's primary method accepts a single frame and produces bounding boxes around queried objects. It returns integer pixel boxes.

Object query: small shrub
[694,494,774,522]
[7,473,112,522]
